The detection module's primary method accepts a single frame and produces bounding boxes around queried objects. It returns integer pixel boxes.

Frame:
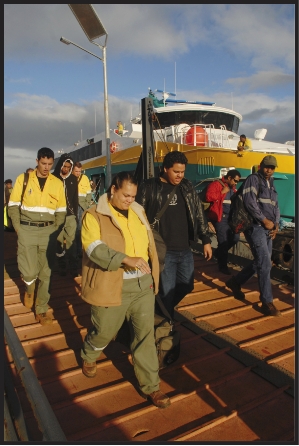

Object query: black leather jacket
[136,177,211,246]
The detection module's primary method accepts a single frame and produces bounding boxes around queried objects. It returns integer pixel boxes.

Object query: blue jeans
[234,225,273,303]
[159,249,194,318]
[213,214,240,269]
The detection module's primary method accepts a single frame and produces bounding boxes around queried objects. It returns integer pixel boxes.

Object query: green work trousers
[57,214,77,271]
[17,223,57,314]
[81,274,160,395]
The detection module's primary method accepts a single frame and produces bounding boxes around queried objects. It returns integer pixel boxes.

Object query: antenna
[175,62,176,96]
[95,106,97,135]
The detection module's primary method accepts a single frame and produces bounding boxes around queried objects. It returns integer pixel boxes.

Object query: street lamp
[61,4,111,188]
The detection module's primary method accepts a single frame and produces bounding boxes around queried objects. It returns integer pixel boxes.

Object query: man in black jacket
[53,154,79,277]
[136,151,212,318]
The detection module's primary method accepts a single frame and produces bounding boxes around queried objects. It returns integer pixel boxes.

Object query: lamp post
[61,4,111,188]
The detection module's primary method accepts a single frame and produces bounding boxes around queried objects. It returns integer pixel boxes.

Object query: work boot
[260,302,281,317]
[35,313,52,325]
[24,292,34,309]
[225,276,245,300]
[143,390,171,409]
[82,361,97,378]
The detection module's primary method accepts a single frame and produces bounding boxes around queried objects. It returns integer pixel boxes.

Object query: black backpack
[228,174,262,234]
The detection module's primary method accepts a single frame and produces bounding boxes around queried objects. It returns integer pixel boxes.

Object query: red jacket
[206,177,237,222]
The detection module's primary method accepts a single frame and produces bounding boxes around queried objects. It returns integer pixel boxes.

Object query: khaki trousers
[81,274,160,395]
[17,223,57,314]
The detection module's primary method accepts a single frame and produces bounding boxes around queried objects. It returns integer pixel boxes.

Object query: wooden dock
[4,230,295,442]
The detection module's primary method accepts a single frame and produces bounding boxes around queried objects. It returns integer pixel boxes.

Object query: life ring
[110,141,118,153]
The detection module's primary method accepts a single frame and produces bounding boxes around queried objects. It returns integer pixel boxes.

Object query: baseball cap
[261,155,278,167]
[4,179,12,184]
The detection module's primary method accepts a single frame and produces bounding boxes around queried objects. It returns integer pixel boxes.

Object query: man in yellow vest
[8,148,66,325]
[72,162,92,258]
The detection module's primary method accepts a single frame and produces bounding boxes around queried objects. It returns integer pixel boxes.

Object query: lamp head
[60,37,71,45]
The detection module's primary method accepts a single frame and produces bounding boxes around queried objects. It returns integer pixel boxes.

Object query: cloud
[205,4,295,70]
[4,4,294,68]
[4,4,194,61]
[226,71,294,91]
[4,92,136,180]
[5,76,31,84]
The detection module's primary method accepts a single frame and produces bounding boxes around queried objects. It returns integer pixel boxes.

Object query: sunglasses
[233,179,239,184]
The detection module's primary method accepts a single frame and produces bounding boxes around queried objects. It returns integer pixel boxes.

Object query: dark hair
[225,169,241,180]
[107,171,138,196]
[37,147,54,160]
[162,151,188,170]
[240,134,246,138]
[74,162,82,168]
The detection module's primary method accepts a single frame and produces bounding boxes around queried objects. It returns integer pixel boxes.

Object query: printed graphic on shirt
[168,193,177,206]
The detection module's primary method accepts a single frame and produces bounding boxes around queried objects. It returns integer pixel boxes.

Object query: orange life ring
[110,141,118,153]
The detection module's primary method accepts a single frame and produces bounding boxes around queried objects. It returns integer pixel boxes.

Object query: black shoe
[219,266,231,275]
[225,276,245,300]
[260,302,281,317]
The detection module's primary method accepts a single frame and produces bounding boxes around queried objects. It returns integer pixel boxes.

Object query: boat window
[94,141,102,157]
[153,110,239,133]
[66,141,102,165]
[80,146,87,161]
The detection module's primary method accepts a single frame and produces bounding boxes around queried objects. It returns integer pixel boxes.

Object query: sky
[4,4,295,182]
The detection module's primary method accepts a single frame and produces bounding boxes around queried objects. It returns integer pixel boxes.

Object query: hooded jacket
[135,177,211,246]
[53,154,78,218]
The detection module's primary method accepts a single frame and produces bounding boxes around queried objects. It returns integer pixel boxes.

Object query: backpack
[228,174,262,234]
[154,295,181,369]
[198,179,225,211]
[113,295,181,370]
[21,172,29,205]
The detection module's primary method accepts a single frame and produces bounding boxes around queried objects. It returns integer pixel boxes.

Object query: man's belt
[20,221,54,227]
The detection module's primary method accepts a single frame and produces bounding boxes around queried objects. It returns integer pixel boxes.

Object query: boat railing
[160,124,233,148]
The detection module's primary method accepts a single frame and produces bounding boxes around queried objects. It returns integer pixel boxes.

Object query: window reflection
[153,110,240,133]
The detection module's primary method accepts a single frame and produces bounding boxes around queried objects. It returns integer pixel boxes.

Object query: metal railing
[4,309,67,441]
[159,123,233,148]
